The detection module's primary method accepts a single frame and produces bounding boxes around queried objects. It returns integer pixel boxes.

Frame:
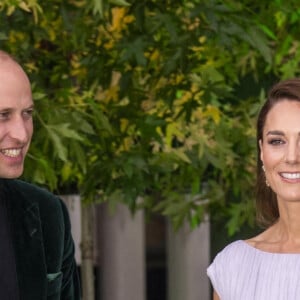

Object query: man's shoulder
[7,179,55,196]
[4,179,62,210]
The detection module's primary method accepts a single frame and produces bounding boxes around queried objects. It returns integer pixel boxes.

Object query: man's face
[0,58,33,178]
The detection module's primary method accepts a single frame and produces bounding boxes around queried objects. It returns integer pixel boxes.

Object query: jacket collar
[5,180,48,300]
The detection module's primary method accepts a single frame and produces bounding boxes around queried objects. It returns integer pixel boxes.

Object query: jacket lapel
[10,195,47,300]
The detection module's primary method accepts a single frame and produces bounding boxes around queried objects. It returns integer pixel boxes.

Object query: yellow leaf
[118,136,133,152]
[141,100,155,111]
[192,107,204,121]
[165,122,184,148]
[104,39,115,50]
[124,15,135,24]
[24,62,38,73]
[174,91,192,106]
[149,49,160,62]
[120,118,129,132]
[95,87,105,101]
[7,6,15,16]
[175,74,184,84]
[19,2,31,12]
[105,85,119,102]
[69,0,86,7]
[204,105,221,124]
[199,36,206,44]
[190,46,205,52]
[110,7,127,32]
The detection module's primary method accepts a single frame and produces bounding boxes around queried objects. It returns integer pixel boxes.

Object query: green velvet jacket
[2,179,81,300]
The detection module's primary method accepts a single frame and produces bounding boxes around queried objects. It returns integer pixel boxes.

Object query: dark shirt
[0,194,18,300]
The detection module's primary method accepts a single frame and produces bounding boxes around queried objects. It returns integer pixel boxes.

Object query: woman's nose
[285,141,300,164]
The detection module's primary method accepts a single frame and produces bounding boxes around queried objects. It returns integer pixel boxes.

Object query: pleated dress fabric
[207,240,300,300]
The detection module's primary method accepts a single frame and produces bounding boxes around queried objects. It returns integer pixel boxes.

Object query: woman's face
[260,100,300,203]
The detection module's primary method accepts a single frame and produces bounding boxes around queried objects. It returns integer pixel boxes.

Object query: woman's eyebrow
[266,130,285,136]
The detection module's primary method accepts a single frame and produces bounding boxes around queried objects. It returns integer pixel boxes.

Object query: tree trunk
[81,203,95,300]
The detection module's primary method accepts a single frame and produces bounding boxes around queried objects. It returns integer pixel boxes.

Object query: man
[0,51,81,299]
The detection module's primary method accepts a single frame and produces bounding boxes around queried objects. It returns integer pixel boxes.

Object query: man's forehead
[0,51,13,62]
[0,52,22,73]
[0,53,28,81]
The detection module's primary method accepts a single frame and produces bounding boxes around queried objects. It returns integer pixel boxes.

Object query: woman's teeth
[281,173,300,179]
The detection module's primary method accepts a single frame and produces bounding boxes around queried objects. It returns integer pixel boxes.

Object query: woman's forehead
[264,100,300,132]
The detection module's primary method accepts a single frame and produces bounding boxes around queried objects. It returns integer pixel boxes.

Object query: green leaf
[257,24,277,41]
[45,126,68,162]
[92,0,104,16]
[123,162,133,178]
[0,32,7,40]
[47,124,84,141]
[120,37,148,66]
[172,149,191,164]
[88,101,114,134]
[244,27,273,64]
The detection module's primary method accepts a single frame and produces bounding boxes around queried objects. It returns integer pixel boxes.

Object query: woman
[0,50,80,299]
[207,78,300,299]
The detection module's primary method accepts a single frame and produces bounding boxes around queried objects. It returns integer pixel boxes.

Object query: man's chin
[0,169,24,179]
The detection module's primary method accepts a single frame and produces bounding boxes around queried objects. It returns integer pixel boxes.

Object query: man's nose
[9,117,30,143]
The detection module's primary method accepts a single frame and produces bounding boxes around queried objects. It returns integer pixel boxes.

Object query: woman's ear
[259,139,264,163]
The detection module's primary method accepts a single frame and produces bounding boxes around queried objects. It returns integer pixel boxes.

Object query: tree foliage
[1,0,300,234]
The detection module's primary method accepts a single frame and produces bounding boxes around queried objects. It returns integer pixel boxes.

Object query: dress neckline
[239,239,300,255]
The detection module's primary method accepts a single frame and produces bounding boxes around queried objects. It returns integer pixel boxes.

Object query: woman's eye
[268,139,284,145]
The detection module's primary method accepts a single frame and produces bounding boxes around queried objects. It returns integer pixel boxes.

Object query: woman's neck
[250,203,300,252]
[276,201,300,242]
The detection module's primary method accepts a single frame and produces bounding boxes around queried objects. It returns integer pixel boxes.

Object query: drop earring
[262,165,270,187]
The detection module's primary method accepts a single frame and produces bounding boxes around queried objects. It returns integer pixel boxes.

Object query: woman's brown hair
[256,78,300,227]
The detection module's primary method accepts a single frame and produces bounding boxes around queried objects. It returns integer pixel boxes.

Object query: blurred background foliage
[1,0,300,236]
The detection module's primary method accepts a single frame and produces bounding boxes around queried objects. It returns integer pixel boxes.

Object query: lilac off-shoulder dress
[207,240,300,299]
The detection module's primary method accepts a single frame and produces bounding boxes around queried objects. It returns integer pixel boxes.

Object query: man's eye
[0,111,10,119]
[268,139,284,145]
[23,109,34,118]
